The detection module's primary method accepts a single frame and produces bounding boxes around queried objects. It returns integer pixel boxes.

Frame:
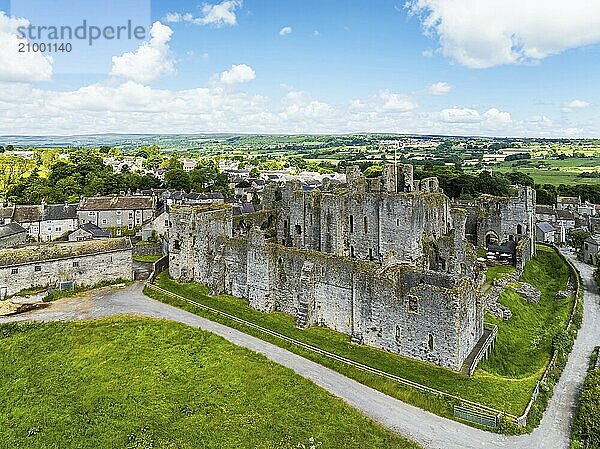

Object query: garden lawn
[0,319,419,449]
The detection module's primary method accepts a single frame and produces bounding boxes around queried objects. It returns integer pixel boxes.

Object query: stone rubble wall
[132,242,163,257]
[168,204,484,371]
[0,248,132,296]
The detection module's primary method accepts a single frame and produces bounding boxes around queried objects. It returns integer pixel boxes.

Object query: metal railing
[454,405,499,428]
[467,324,498,377]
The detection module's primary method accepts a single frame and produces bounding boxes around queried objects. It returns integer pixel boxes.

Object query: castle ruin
[169,164,510,371]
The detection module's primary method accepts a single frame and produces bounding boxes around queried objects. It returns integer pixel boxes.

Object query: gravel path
[1,252,598,449]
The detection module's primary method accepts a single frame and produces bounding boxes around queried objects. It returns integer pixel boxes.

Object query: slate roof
[185,192,225,201]
[79,196,154,211]
[0,222,26,238]
[535,205,555,215]
[488,240,517,254]
[13,205,42,223]
[584,236,599,246]
[43,204,78,221]
[556,210,575,221]
[0,206,15,221]
[232,202,256,216]
[80,222,111,238]
[536,222,555,233]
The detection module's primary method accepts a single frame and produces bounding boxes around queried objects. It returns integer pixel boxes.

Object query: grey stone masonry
[169,165,492,371]
[0,238,133,296]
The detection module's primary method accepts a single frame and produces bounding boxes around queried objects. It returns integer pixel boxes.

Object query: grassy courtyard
[481,248,573,378]
[0,319,418,449]
[146,247,574,422]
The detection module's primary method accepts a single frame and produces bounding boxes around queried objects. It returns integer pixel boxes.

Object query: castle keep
[169,164,499,371]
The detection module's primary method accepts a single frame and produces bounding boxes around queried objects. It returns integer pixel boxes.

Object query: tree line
[5,150,231,205]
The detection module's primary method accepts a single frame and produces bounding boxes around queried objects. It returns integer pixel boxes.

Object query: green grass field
[481,248,572,379]
[490,157,600,185]
[146,248,572,419]
[485,265,516,284]
[0,319,419,449]
[133,255,163,263]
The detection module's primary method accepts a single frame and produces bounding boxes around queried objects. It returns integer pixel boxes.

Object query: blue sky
[0,0,599,136]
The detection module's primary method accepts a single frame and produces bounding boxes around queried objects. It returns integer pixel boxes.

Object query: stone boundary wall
[0,247,133,296]
[133,242,163,257]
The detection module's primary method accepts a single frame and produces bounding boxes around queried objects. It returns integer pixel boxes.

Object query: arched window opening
[428,333,435,351]
[407,295,418,313]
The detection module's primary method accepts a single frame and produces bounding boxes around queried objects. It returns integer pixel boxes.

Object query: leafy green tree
[569,229,591,249]
[505,171,535,187]
[163,154,183,171]
[164,169,190,191]
[138,174,161,190]
[363,165,382,178]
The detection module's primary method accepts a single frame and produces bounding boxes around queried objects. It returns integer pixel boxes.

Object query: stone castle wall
[465,186,536,269]
[168,203,484,371]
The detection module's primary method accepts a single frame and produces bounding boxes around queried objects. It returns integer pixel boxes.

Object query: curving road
[1,252,598,449]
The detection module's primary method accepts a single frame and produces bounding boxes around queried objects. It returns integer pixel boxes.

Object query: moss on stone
[0,238,132,268]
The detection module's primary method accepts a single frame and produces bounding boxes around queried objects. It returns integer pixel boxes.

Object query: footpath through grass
[147,247,573,420]
[0,318,418,449]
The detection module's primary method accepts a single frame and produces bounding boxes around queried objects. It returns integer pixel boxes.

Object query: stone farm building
[0,238,133,296]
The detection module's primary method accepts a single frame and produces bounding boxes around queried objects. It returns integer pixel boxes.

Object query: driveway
[1,252,598,449]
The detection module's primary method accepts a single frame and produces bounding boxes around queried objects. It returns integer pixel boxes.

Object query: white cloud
[0,12,53,82]
[422,49,434,58]
[439,107,480,123]
[529,115,553,126]
[407,0,600,68]
[280,26,293,36]
[560,127,584,136]
[438,107,511,126]
[164,1,242,27]
[219,64,256,84]
[349,99,366,109]
[429,81,451,95]
[562,99,590,112]
[0,77,590,138]
[111,21,175,84]
[483,108,512,127]
[378,90,417,111]
[313,30,320,36]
